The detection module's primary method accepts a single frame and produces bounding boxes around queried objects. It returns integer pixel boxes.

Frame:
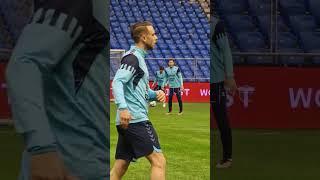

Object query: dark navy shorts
[115,121,162,162]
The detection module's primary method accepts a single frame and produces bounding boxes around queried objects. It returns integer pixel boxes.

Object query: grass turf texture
[212,129,320,180]
[0,126,23,179]
[110,103,210,180]
[2,104,320,179]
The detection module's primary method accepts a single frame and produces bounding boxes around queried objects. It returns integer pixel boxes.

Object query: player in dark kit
[6,0,109,179]
[211,16,237,169]
[164,59,184,115]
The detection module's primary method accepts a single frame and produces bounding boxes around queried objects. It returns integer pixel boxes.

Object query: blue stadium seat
[278,48,305,65]
[279,0,307,15]
[289,15,318,33]
[308,0,320,23]
[224,15,257,32]
[216,0,248,15]
[235,32,268,52]
[277,32,300,49]
[248,0,271,15]
[300,32,320,52]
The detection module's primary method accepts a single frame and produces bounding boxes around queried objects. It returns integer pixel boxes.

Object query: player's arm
[151,75,157,88]
[112,55,139,109]
[163,70,169,88]
[177,67,184,90]
[214,21,234,79]
[6,0,90,155]
[112,55,139,129]
[148,74,165,102]
[214,21,237,94]
[148,87,165,103]
[148,86,157,101]
[5,0,93,179]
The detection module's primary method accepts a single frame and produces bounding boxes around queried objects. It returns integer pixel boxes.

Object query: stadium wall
[110,81,210,103]
[1,63,320,128]
[224,67,320,129]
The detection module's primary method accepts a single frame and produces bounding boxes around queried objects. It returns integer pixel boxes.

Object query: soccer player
[152,66,166,91]
[5,0,109,179]
[110,21,166,180]
[211,16,237,169]
[164,58,184,115]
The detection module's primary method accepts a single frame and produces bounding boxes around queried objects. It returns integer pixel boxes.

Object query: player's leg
[127,121,165,179]
[111,126,134,179]
[212,82,232,168]
[175,88,183,114]
[167,88,174,114]
[18,150,30,180]
[146,152,166,180]
[110,159,130,180]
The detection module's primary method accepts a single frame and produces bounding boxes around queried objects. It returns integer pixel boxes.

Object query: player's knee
[150,153,166,170]
[111,160,129,177]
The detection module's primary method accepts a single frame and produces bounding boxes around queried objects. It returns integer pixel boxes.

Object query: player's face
[168,60,174,67]
[144,26,158,50]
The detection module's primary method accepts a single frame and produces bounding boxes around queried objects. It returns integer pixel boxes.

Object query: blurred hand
[119,109,131,129]
[180,86,184,92]
[30,151,78,180]
[156,90,166,103]
[224,78,237,96]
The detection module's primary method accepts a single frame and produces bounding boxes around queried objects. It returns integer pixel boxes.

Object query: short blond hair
[130,21,153,43]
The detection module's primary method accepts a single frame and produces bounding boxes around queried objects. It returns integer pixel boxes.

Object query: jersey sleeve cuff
[24,130,57,154]
[117,103,128,109]
[225,73,234,79]
[149,90,157,99]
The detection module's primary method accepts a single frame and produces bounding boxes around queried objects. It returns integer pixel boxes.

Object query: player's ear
[141,34,147,43]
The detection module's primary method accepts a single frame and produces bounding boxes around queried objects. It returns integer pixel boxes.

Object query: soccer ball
[149,101,157,107]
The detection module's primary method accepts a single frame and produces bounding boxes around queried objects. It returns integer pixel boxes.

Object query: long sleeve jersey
[211,17,234,83]
[164,66,183,88]
[6,0,109,178]
[152,70,166,88]
[112,45,157,125]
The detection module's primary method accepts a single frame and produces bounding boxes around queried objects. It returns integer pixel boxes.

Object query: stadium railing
[232,52,320,67]
[110,55,210,82]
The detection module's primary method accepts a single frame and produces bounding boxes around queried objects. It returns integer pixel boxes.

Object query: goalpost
[110,49,126,102]
[110,49,126,78]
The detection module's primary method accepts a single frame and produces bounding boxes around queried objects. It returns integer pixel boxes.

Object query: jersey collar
[130,45,148,58]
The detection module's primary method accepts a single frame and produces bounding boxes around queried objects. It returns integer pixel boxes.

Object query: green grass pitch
[213,129,320,180]
[110,103,211,180]
[2,102,320,179]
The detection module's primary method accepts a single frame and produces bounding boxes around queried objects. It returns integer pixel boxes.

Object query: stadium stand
[1,0,319,80]
[0,0,32,48]
[215,0,320,65]
[110,0,210,81]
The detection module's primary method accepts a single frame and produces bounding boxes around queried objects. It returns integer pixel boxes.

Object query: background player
[152,66,166,91]
[164,58,184,115]
[110,21,166,180]
[211,16,237,169]
[150,66,166,107]
[5,0,109,179]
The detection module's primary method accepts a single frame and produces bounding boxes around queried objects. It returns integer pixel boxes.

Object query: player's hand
[156,90,166,103]
[224,78,237,96]
[119,109,132,129]
[30,151,78,180]
[180,86,184,92]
